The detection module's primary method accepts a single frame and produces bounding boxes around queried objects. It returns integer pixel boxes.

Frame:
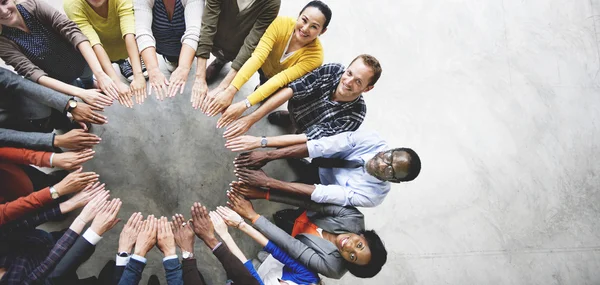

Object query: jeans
[71,64,94,89]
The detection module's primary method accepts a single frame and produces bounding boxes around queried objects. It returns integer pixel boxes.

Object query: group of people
[0,0,423,284]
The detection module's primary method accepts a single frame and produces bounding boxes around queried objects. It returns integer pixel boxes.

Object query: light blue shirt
[307,130,390,207]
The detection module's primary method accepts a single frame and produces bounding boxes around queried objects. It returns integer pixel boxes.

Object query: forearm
[141,47,160,71]
[245,87,293,125]
[218,233,248,263]
[77,41,105,75]
[178,44,196,69]
[238,222,268,247]
[195,57,207,79]
[69,216,87,234]
[37,76,82,99]
[0,189,53,226]
[93,45,119,79]
[220,69,238,90]
[265,134,308,148]
[268,179,316,198]
[265,143,310,161]
[124,34,143,75]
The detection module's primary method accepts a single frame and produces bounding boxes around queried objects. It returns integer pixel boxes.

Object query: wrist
[164,249,176,256]
[181,243,194,253]
[133,248,147,257]
[118,244,134,253]
[59,200,73,213]
[202,236,219,249]
[90,224,106,236]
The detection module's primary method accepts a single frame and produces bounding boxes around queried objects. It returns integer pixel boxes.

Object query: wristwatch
[49,186,60,199]
[260,136,268,148]
[244,98,252,108]
[182,251,194,259]
[118,251,130,258]
[66,98,78,112]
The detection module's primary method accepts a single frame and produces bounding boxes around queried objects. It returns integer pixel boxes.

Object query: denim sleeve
[163,258,183,285]
[118,258,146,285]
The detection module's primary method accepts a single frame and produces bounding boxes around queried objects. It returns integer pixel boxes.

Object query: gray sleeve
[269,191,364,219]
[253,215,344,278]
[0,128,55,150]
[0,68,70,111]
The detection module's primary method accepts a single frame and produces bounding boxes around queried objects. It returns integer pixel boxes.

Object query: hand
[168,65,190,98]
[215,206,244,228]
[204,86,236,116]
[134,215,158,257]
[115,81,133,108]
[200,86,223,113]
[54,129,101,150]
[71,102,108,125]
[234,151,270,169]
[171,214,194,253]
[96,72,120,100]
[234,168,271,188]
[90,198,122,236]
[53,167,99,196]
[53,149,95,170]
[59,182,107,213]
[189,202,215,242]
[148,67,169,101]
[216,101,247,128]
[209,211,228,237]
[229,181,267,200]
[77,189,111,223]
[130,74,147,105]
[191,77,208,109]
[223,116,255,139]
[225,135,261,152]
[118,212,144,253]
[77,89,113,110]
[156,216,177,256]
[226,192,258,221]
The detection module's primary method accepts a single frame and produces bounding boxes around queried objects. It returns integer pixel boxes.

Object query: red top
[291,211,321,238]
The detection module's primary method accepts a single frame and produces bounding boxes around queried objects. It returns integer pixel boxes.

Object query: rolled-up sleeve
[181,0,202,51]
[307,132,355,158]
[133,0,155,52]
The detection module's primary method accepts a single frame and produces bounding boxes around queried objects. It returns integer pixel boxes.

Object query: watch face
[69,100,77,108]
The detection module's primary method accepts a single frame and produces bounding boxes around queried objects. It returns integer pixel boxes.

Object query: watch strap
[49,186,59,199]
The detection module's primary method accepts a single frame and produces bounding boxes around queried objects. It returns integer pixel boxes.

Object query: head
[85,0,108,9]
[366,147,421,183]
[294,1,331,45]
[0,0,19,27]
[337,230,387,278]
[335,54,382,101]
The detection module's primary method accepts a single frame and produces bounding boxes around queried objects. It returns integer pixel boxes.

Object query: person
[48,198,123,284]
[214,206,320,285]
[233,130,422,208]
[117,215,184,285]
[174,202,261,285]
[0,188,110,284]
[0,68,106,151]
[199,1,331,129]
[223,55,381,140]
[64,0,147,107]
[189,0,280,108]
[134,0,203,100]
[226,191,387,280]
[0,0,117,110]
[111,212,144,285]
[0,147,95,201]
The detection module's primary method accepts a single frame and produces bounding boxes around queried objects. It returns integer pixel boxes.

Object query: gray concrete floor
[3,0,600,284]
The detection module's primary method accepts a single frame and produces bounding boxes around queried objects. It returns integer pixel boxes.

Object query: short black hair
[346,230,387,278]
[300,0,333,29]
[392,147,421,183]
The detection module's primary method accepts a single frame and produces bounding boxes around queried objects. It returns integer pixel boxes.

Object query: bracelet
[235,220,245,228]
[49,153,55,167]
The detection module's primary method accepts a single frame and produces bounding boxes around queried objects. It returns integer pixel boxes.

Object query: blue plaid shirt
[0,205,78,285]
[287,63,366,140]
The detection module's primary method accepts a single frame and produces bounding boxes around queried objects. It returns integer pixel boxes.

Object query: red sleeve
[0,187,53,226]
[0,147,52,167]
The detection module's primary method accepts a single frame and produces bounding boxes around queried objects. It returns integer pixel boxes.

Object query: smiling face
[335,233,372,265]
[366,150,412,182]
[0,0,19,27]
[294,6,327,46]
[334,58,376,101]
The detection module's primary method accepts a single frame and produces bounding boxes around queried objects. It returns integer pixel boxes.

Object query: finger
[223,124,241,139]
[126,212,137,226]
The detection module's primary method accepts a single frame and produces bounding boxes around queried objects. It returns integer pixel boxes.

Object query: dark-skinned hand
[53,129,101,150]
[189,202,215,242]
[226,192,258,221]
[71,102,108,125]
[171,214,195,253]
[234,151,269,170]
[229,181,267,200]
[234,168,271,188]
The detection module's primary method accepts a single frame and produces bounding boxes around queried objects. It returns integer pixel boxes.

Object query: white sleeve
[181,0,203,50]
[134,0,156,52]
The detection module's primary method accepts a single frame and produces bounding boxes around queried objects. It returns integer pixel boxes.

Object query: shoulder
[320,63,344,74]
[63,0,85,12]
[16,0,36,11]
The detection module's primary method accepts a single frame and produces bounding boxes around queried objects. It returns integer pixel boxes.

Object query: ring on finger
[181,222,187,227]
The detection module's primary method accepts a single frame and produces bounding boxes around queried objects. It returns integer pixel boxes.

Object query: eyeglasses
[382,151,396,179]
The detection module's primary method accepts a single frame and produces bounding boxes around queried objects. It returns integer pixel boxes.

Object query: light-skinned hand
[168,66,189,97]
[156,216,176,256]
[172,214,194,253]
[96,72,120,100]
[216,101,246,128]
[90,198,122,236]
[53,129,101,150]
[59,182,106,214]
[204,86,235,116]
[115,81,133,108]
[52,149,95,170]
[209,211,229,237]
[191,77,208,109]
[53,167,99,196]
[130,74,146,105]
[223,116,254,139]
[225,135,260,152]
[200,86,224,113]
[77,89,113,110]
[215,206,244,228]
[148,68,169,101]
[77,189,111,223]
[134,215,157,257]
[118,212,144,253]
[226,192,258,221]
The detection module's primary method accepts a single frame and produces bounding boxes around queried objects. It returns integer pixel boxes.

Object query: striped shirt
[287,63,367,140]
[151,0,186,57]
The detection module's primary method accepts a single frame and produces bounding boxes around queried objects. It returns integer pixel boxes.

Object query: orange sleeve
[0,147,52,167]
[0,187,53,226]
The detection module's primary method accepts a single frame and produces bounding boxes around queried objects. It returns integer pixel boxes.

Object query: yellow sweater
[231,16,324,106]
[64,0,135,61]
